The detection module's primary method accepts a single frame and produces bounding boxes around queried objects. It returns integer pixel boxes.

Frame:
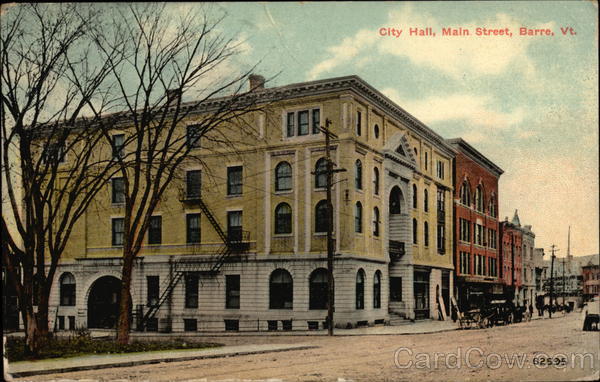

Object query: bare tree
[83,4,266,344]
[1,4,122,354]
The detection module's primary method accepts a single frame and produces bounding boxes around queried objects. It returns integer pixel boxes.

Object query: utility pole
[562,258,566,305]
[320,119,345,336]
[548,244,558,318]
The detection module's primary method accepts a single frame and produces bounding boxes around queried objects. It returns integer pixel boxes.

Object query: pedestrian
[528,304,533,321]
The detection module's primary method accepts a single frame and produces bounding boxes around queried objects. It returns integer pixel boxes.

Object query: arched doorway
[87,276,122,329]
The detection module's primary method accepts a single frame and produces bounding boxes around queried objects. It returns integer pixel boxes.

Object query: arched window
[275,203,292,234]
[356,269,365,309]
[389,186,402,214]
[315,200,329,233]
[413,218,418,244]
[354,202,362,233]
[315,158,327,188]
[373,271,381,309]
[275,162,292,191]
[475,186,484,212]
[60,273,76,306]
[424,189,429,212]
[373,167,380,195]
[460,181,470,205]
[269,269,293,309]
[373,207,380,237]
[309,268,329,310]
[489,195,497,217]
[424,222,429,246]
[413,184,418,209]
[355,159,362,190]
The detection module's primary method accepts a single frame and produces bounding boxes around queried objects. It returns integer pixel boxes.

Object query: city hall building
[41,75,456,333]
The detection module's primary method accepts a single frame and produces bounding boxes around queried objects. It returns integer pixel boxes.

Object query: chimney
[249,74,265,91]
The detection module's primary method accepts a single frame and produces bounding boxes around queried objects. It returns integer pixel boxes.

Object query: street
[14,312,599,381]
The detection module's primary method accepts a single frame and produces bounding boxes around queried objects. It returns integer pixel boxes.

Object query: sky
[207,1,598,257]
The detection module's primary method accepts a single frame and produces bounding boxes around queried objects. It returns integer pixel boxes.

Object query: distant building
[499,211,524,304]
[582,263,600,300]
[533,247,546,298]
[541,254,599,306]
[521,225,536,306]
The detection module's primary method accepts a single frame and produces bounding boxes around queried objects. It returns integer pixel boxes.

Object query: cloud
[381,88,525,132]
[308,29,378,80]
[308,4,554,80]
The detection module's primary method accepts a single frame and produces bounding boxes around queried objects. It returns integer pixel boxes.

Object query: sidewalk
[7,343,318,378]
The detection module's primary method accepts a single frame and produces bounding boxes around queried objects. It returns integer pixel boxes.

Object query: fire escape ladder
[197,197,228,243]
[139,270,185,328]
[139,197,247,330]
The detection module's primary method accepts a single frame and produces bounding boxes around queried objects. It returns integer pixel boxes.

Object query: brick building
[447,138,503,312]
[499,211,524,304]
[582,263,600,300]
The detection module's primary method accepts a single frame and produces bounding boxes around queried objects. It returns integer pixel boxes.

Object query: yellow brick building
[49,75,455,332]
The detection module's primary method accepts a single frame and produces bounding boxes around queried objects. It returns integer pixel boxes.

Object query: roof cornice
[446,138,504,177]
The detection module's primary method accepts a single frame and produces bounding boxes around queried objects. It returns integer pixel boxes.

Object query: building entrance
[88,276,122,329]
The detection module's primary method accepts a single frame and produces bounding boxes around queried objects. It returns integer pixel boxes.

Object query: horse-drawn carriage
[457,299,531,329]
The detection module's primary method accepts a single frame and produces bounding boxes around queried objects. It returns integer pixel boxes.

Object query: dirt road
[15,312,599,381]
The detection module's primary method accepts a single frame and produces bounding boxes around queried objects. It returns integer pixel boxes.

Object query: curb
[8,345,318,378]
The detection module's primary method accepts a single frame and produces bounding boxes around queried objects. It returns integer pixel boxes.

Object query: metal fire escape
[137,196,249,331]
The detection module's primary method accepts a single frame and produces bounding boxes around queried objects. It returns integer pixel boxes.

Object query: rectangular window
[147,276,159,306]
[227,166,243,195]
[68,316,75,330]
[437,189,445,212]
[227,211,242,242]
[43,143,66,163]
[297,110,309,136]
[186,213,201,244]
[58,316,65,330]
[286,112,295,137]
[312,109,320,134]
[184,273,199,308]
[112,134,125,159]
[186,170,201,199]
[459,219,469,242]
[356,110,362,136]
[146,317,158,332]
[184,318,197,331]
[390,277,402,301]
[186,125,201,149]
[112,218,124,246]
[436,160,445,179]
[224,319,239,331]
[488,229,497,249]
[437,224,445,253]
[460,252,470,274]
[286,109,321,137]
[112,177,125,204]
[478,224,485,245]
[226,275,240,309]
[148,216,162,245]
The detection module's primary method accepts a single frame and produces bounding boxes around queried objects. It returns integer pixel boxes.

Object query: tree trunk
[116,253,134,344]
[36,290,50,337]
[23,304,41,356]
